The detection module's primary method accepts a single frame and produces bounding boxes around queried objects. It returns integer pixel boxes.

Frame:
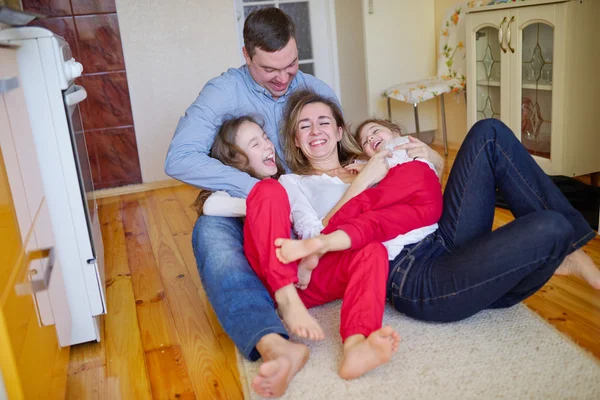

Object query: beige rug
[237,301,600,399]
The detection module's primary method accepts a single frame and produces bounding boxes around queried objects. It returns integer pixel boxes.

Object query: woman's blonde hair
[280,90,362,174]
[353,118,404,145]
[193,115,284,216]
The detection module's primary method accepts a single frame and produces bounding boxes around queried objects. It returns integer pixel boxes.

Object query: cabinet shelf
[476,79,552,91]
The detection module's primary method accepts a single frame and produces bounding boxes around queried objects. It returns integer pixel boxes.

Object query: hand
[356,150,391,187]
[394,136,444,177]
[344,162,366,175]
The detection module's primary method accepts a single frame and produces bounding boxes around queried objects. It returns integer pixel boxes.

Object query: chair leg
[387,97,392,121]
[440,94,449,156]
[413,103,420,139]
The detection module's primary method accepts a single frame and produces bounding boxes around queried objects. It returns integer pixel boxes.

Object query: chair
[384,1,484,155]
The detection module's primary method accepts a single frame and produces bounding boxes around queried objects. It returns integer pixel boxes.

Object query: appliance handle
[14,247,56,296]
[65,85,87,106]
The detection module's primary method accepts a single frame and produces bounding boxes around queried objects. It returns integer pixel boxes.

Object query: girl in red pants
[200,95,441,379]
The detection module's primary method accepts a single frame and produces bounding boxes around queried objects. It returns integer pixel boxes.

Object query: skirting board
[93,179,183,199]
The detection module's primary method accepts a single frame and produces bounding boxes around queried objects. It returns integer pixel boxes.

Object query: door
[235,0,340,96]
[466,9,510,129]
[510,4,565,174]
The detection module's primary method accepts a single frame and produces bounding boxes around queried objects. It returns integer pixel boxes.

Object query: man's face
[243,39,299,99]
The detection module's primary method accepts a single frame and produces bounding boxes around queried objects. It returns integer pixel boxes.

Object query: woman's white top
[203,155,438,260]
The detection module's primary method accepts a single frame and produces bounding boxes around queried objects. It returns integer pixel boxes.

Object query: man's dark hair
[243,8,296,58]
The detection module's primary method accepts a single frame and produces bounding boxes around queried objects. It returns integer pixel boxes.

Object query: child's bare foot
[253,333,309,398]
[296,254,320,290]
[338,326,400,380]
[275,237,325,264]
[555,249,600,290]
[275,284,324,340]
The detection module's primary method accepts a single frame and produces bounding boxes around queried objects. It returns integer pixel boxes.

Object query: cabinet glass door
[475,26,502,121]
[520,23,554,159]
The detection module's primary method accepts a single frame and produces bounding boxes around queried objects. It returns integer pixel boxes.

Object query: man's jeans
[388,119,596,321]
[192,216,287,361]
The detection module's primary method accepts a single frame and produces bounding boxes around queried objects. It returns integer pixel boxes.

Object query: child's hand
[344,163,365,174]
[394,135,444,176]
[356,149,392,187]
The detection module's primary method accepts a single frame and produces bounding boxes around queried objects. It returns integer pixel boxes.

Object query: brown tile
[29,17,79,61]
[71,0,116,15]
[22,0,72,17]
[74,14,124,73]
[86,127,142,189]
[79,72,133,130]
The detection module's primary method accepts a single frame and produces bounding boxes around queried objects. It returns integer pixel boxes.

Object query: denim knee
[527,210,573,255]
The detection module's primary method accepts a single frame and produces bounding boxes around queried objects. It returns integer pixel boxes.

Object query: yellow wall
[434,0,469,148]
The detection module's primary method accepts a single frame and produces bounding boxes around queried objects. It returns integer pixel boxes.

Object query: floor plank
[138,192,243,399]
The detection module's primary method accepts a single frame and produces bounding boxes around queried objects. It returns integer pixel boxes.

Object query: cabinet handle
[507,16,515,53]
[498,16,507,53]
[0,77,19,93]
[14,247,55,296]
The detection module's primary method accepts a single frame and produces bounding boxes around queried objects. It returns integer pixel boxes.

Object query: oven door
[63,84,97,258]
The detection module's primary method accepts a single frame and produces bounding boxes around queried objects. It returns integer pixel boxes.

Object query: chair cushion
[385,76,464,104]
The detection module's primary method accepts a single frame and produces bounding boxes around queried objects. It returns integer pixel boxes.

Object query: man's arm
[164,78,259,198]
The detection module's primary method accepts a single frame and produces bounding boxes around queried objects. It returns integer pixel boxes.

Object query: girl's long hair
[280,90,362,174]
[193,116,284,216]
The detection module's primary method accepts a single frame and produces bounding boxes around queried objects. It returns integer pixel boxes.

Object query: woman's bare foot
[554,249,600,290]
[275,284,325,340]
[252,333,309,398]
[338,326,400,380]
[275,237,325,264]
[296,254,320,290]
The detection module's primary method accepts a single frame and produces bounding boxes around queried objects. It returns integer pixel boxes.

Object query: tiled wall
[24,0,143,190]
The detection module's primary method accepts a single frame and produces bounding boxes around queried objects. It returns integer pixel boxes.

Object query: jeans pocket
[389,254,416,310]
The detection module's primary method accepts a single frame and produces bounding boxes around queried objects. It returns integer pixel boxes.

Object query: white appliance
[0,27,106,345]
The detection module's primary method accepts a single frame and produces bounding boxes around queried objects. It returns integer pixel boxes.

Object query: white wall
[361,0,437,134]
[334,0,368,127]
[115,0,241,183]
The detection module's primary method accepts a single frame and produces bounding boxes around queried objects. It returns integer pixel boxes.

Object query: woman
[276,90,599,326]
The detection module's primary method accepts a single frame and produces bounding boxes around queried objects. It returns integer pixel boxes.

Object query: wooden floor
[64,146,600,399]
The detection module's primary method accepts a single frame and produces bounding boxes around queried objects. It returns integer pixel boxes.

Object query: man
[165,8,337,398]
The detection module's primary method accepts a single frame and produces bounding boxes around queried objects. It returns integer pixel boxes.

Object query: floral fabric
[385,1,485,104]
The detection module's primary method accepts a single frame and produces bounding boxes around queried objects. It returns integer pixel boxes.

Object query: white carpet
[237,302,600,399]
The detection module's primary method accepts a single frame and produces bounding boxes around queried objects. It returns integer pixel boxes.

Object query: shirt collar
[242,64,299,101]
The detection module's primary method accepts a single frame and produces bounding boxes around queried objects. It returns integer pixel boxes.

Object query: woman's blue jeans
[387,119,596,321]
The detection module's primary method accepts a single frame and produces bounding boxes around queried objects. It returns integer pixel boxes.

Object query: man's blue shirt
[164,65,338,198]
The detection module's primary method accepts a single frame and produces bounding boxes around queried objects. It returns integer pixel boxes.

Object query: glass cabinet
[466,0,600,177]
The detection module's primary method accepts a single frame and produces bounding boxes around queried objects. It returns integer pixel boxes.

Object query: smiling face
[358,122,398,157]
[234,120,278,179]
[244,39,299,99]
[293,102,343,165]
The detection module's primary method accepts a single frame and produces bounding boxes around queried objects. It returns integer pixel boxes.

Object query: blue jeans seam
[395,254,560,302]
[243,326,288,357]
[572,230,596,249]
[496,143,550,210]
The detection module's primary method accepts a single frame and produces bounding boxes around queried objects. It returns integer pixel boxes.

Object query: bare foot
[338,326,400,380]
[554,249,600,290]
[275,284,325,340]
[296,254,320,290]
[252,334,309,398]
[275,237,325,264]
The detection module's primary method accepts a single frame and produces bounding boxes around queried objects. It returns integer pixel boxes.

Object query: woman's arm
[203,191,247,217]
[322,150,392,227]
